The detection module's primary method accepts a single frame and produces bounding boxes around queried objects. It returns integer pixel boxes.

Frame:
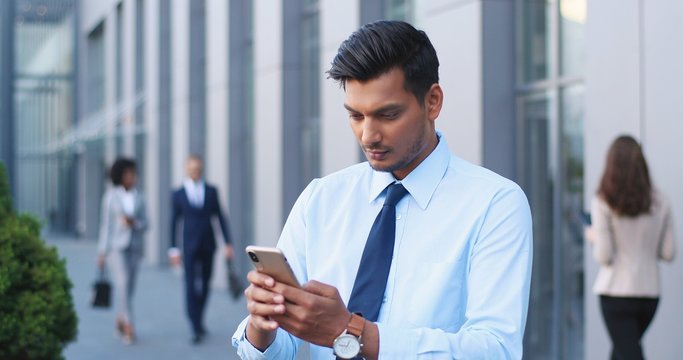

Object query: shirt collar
[116,185,135,194]
[369,132,450,210]
[184,178,204,188]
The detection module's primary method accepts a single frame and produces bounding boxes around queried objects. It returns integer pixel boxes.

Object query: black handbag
[226,259,245,300]
[91,268,111,308]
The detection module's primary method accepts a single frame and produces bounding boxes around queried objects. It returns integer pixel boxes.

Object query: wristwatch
[333,313,365,359]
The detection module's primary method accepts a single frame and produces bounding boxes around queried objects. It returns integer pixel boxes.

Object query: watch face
[333,333,361,359]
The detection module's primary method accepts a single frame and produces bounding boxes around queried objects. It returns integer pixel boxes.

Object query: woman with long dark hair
[96,158,148,345]
[589,135,675,359]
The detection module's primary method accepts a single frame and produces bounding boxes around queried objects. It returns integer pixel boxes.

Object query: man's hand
[121,216,136,228]
[169,253,182,267]
[584,226,595,244]
[168,247,182,267]
[244,270,288,351]
[224,244,235,259]
[272,280,350,348]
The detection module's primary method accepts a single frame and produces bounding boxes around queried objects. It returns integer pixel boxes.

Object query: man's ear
[425,83,443,121]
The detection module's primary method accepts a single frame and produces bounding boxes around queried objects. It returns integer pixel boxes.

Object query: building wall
[252,0,284,246]
[415,1,483,165]
[585,0,683,358]
[319,1,359,177]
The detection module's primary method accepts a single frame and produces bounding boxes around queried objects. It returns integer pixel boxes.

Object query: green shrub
[0,163,78,359]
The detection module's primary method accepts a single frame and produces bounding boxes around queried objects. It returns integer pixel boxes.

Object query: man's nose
[361,119,381,145]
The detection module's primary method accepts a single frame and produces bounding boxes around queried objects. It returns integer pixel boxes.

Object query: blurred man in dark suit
[170,155,234,344]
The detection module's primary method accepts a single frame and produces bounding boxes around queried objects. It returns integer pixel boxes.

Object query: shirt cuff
[376,322,419,359]
[168,247,181,258]
[231,316,299,360]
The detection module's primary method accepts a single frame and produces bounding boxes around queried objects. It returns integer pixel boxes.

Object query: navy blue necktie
[347,183,408,321]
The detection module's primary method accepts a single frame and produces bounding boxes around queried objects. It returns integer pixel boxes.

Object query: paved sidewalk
[51,236,248,359]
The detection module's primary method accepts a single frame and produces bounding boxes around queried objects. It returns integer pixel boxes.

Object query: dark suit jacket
[171,183,232,256]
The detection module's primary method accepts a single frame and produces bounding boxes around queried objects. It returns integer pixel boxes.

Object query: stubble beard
[366,126,427,174]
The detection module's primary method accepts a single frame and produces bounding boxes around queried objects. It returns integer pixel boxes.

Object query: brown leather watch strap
[347,313,366,338]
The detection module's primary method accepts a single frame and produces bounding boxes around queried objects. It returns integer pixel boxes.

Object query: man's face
[186,159,203,181]
[344,68,442,180]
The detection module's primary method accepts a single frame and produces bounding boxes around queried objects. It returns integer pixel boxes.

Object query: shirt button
[382,296,388,303]
[396,214,402,220]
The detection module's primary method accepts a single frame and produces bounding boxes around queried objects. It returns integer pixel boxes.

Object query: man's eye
[349,113,363,120]
[382,112,399,119]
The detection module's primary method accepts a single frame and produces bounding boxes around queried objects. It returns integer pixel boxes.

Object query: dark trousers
[184,250,215,336]
[600,295,659,360]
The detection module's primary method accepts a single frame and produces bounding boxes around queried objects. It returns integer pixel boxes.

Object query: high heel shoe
[115,318,125,338]
[121,323,135,345]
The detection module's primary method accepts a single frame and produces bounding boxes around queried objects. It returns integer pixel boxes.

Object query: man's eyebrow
[343,103,403,114]
[344,104,359,113]
[371,104,403,115]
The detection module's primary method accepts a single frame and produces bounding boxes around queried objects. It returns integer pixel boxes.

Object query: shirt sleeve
[591,196,615,265]
[376,185,533,359]
[231,179,319,358]
[658,198,675,262]
[231,317,300,360]
[133,193,149,232]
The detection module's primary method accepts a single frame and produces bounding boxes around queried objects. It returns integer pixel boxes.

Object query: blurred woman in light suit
[97,158,148,345]
[588,135,675,360]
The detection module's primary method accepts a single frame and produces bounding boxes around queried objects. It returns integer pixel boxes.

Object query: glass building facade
[2,0,77,233]
[517,0,586,359]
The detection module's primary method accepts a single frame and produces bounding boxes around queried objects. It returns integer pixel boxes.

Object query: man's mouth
[365,148,389,160]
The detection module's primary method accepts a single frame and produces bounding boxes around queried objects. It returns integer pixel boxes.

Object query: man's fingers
[246,299,287,317]
[247,270,276,288]
[245,284,285,305]
[302,280,339,299]
[249,314,280,332]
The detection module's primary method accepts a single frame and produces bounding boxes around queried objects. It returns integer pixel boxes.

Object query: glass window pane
[116,3,123,101]
[135,0,145,93]
[518,0,552,83]
[559,84,585,359]
[87,23,105,114]
[560,0,586,76]
[519,92,555,359]
[385,0,413,22]
[301,0,320,182]
[12,0,77,232]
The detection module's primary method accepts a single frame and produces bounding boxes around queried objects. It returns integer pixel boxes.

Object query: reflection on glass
[385,0,412,22]
[301,0,320,182]
[519,92,554,359]
[519,0,551,83]
[87,23,105,115]
[560,84,585,360]
[560,0,586,76]
[12,0,77,232]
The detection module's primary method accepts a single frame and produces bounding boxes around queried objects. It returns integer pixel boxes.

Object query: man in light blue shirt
[232,20,532,359]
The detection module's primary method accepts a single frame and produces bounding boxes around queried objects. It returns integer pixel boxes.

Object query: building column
[205,0,230,286]
[253,0,284,246]
[171,0,190,184]
[319,0,359,176]
[415,1,483,165]
[143,0,163,264]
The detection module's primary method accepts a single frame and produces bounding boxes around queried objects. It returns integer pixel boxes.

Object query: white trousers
[108,248,141,324]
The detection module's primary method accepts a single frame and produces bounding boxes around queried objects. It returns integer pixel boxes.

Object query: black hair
[327,20,439,104]
[109,158,136,186]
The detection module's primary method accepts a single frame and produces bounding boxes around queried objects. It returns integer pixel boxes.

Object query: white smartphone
[245,246,301,288]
